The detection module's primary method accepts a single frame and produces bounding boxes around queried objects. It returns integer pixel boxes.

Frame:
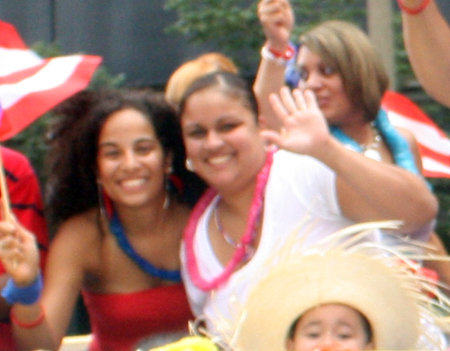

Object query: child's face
[286,304,374,351]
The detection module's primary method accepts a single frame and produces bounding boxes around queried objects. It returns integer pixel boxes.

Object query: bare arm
[401,0,450,107]
[0,275,10,321]
[0,217,87,351]
[397,127,424,173]
[399,128,450,292]
[263,88,438,234]
[254,0,294,131]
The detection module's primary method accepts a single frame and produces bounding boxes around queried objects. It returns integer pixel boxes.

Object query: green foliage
[290,0,365,36]
[31,41,64,58]
[4,111,52,183]
[87,66,127,91]
[165,0,365,69]
[165,0,261,70]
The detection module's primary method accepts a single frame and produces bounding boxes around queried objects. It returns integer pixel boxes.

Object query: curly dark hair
[45,88,205,230]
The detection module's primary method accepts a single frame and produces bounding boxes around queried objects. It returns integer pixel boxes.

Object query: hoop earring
[163,166,173,210]
[97,182,113,219]
[163,192,171,210]
[163,180,171,210]
[185,158,195,172]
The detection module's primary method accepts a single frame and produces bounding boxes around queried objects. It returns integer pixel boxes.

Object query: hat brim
[235,252,420,351]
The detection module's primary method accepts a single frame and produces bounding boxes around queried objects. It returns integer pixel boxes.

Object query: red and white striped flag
[0,20,102,140]
[382,91,450,178]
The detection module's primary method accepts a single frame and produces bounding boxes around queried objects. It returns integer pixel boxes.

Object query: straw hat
[228,221,450,351]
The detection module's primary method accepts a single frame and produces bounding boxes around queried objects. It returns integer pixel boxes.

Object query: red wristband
[397,0,431,15]
[267,44,296,60]
[11,304,45,328]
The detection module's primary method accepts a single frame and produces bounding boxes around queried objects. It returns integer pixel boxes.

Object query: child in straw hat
[228,221,450,351]
[145,221,450,351]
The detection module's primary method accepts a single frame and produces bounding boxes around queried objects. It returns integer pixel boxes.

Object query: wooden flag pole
[0,148,13,221]
[0,147,19,268]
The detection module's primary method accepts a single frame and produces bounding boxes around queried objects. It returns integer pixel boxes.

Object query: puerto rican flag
[382,91,450,178]
[0,20,102,140]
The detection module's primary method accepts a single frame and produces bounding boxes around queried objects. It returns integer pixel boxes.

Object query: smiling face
[180,86,266,195]
[97,108,171,209]
[296,46,364,127]
[296,21,389,125]
[286,304,374,351]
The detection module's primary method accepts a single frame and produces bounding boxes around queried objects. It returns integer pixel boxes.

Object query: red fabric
[382,91,450,178]
[82,283,194,351]
[0,21,28,49]
[0,147,48,273]
[0,146,48,351]
[397,0,432,15]
[0,322,16,351]
[0,20,102,141]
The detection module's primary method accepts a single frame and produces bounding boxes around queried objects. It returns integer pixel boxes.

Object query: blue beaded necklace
[108,209,182,282]
[330,109,419,175]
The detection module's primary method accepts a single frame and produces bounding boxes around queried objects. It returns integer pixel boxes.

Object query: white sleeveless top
[181,150,354,336]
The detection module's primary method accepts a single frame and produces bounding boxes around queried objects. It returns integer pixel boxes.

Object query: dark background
[0,1,223,89]
[1,1,449,89]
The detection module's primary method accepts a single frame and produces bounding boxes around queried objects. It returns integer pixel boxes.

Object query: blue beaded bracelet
[1,273,43,305]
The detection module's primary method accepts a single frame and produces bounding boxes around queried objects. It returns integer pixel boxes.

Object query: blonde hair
[165,53,238,108]
[299,20,389,122]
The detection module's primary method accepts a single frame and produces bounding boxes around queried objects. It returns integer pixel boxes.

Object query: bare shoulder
[395,126,420,154]
[49,209,102,267]
[53,209,100,242]
[396,127,417,145]
[42,209,103,295]
[395,126,423,171]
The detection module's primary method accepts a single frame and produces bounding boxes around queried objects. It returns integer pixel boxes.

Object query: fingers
[0,222,20,253]
[279,86,298,113]
[302,89,320,110]
[269,86,305,120]
[0,220,17,233]
[0,201,17,224]
[0,223,38,278]
[258,0,290,22]
[0,221,17,244]
[278,86,311,113]
[0,236,14,252]
[0,222,33,259]
[291,88,307,110]
[269,92,289,122]
[270,87,320,123]
[0,235,22,271]
[258,0,283,14]
[291,88,320,112]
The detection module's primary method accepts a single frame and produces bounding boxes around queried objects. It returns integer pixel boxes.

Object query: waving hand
[261,87,332,157]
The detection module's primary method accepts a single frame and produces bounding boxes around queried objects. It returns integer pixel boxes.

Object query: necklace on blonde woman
[361,124,382,161]
[184,150,274,291]
[330,110,419,174]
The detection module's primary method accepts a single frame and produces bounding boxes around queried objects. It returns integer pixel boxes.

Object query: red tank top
[82,283,194,351]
